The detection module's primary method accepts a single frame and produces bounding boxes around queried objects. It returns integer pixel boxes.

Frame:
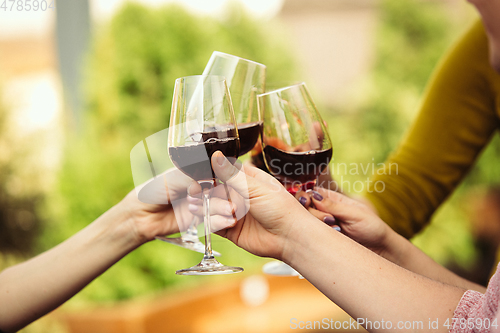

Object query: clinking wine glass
[203,51,266,158]
[258,82,333,277]
[168,75,243,275]
[250,81,302,174]
[157,52,266,255]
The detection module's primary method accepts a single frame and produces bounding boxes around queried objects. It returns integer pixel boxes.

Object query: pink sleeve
[450,264,500,333]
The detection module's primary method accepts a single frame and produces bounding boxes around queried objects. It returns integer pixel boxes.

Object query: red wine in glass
[237,121,263,157]
[169,136,239,182]
[203,51,266,159]
[263,145,332,187]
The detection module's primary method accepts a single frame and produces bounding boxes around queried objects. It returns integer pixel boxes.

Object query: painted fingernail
[299,197,307,206]
[312,190,323,201]
[323,216,336,226]
[332,225,341,232]
[216,152,226,166]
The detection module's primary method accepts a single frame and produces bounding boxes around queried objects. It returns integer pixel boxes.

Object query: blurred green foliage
[336,0,455,162]
[39,3,299,305]
[326,0,457,185]
[0,91,42,255]
[326,0,500,270]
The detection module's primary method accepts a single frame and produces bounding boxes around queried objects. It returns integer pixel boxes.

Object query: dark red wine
[251,151,269,173]
[169,130,239,181]
[263,145,332,184]
[194,127,238,142]
[237,121,263,156]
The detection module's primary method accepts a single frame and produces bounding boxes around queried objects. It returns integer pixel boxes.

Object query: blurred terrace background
[1,0,499,332]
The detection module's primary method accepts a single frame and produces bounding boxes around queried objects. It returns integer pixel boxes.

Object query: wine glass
[258,82,332,277]
[250,81,302,173]
[158,52,265,254]
[203,51,266,157]
[168,75,243,275]
[260,83,332,191]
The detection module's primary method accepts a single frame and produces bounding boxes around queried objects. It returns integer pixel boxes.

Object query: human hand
[119,167,199,246]
[209,151,312,261]
[297,187,394,257]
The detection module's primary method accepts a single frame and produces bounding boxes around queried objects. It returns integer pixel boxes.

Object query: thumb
[211,151,251,199]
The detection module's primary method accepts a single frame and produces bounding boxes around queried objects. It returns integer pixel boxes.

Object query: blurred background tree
[0,95,41,255]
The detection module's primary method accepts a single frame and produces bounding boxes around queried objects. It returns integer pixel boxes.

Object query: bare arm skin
[306,187,486,293]
[0,168,192,333]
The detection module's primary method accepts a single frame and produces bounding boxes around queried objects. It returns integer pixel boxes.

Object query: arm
[0,199,143,333]
[309,187,486,293]
[365,20,500,238]
[211,153,465,332]
[385,228,487,293]
[0,169,189,333]
[286,221,465,332]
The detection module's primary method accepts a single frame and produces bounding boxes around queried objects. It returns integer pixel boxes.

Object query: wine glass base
[176,257,243,275]
[262,261,300,277]
[155,236,221,257]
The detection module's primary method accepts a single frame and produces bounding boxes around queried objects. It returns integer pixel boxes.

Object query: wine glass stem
[181,218,199,241]
[202,188,214,260]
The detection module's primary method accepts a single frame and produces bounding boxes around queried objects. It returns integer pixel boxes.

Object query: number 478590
[1,0,56,11]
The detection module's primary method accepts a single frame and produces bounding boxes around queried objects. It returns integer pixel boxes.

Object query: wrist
[379,230,409,266]
[280,210,327,265]
[93,200,144,252]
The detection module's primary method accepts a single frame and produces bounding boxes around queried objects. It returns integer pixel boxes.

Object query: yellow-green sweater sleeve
[365,20,500,238]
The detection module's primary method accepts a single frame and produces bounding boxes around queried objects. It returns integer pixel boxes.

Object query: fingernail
[323,216,336,226]
[312,190,323,201]
[299,197,307,206]
[216,153,226,166]
[332,225,341,232]
[188,204,198,212]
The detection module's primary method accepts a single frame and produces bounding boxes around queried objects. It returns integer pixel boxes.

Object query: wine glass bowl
[203,51,266,157]
[168,75,243,275]
[258,83,332,193]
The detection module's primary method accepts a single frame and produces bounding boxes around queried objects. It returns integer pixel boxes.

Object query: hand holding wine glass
[257,82,333,276]
[209,151,311,261]
[130,167,200,242]
[159,52,266,255]
[168,75,243,275]
[299,187,392,256]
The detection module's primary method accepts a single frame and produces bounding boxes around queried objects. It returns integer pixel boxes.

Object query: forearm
[283,218,465,333]
[0,203,140,333]
[384,232,486,293]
